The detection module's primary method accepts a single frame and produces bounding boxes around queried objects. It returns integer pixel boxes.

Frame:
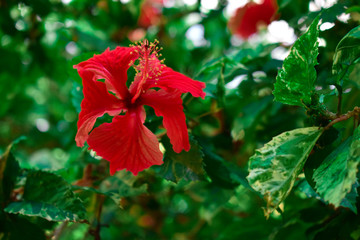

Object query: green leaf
[346,6,360,13]
[198,186,234,222]
[247,127,323,217]
[273,15,320,106]
[332,26,360,83]
[195,56,247,83]
[340,181,358,214]
[203,147,250,189]
[0,152,19,206]
[231,95,273,141]
[5,171,87,222]
[1,215,47,240]
[0,139,23,205]
[298,177,357,213]
[313,125,360,210]
[99,171,148,205]
[157,136,205,183]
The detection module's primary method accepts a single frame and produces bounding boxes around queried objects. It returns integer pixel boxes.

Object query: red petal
[74,47,138,99]
[228,0,278,39]
[76,72,126,147]
[87,107,163,175]
[140,89,190,153]
[142,66,206,99]
[138,0,164,28]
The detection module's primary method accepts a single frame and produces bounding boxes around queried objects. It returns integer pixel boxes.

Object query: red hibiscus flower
[74,40,206,175]
[138,0,163,28]
[228,0,278,39]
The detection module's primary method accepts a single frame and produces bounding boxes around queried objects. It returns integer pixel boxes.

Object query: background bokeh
[1,0,360,239]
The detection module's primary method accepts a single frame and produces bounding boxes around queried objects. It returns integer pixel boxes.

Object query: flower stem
[216,62,226,107]
[335,84,342,116]
[324,106,360,130]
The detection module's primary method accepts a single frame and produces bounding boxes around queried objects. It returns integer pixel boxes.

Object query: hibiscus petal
[74,46,138,99]
[87,107,163,175]
[140,89,190,153]
[228,0,278,39]
[145,66,206,99]
[76,72,126,147]
[127,48,205,100]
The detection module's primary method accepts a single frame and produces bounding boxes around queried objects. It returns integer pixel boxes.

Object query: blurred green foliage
[1,0,360,239]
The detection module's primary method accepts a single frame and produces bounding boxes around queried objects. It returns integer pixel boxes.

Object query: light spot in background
[66,41,79,55]
[159,143,165,154]
[53,148,68,161]
[43,32,57,46]
[65,19,75,28]
[266,20,297,46]
[15,20,26,31]
[185,24,207,47]
[183,0,197,6]
[171,194,189,213]
[61,0,72,4]
[164,0,175,8]
[330,85,336,90]
[29,148,68,170]
[201,0,219,12]
[90,150,103,160]
[337,13,350,23]
[344,88,351,93]
[258,87,272,97]
[230,35,245,46]
[185,13,202,26]
[44,21,64,32]
[271,46,290,60]
[128,28,146,42]
[10,7,20,20]
[120,0,131,3]
[318,37,327,47]
[18,3,31,17]
[309,0,337,12]
[168,26,178,38]
[36,118,50,132]
[297,17,306,25]
[147,26,159,37]
[1,35,11,46]
[320,22,335,31]
[224,0,249,17]
[253,71,266,83]
[226,74,247,89]
[175,198,188,213]
[26,86,46,104]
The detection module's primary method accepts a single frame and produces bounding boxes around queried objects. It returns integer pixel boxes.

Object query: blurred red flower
[228,0,278,39]
[74,40,205,175]
[138,0,163,28]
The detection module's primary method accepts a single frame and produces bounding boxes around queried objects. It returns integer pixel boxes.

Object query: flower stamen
[129,39,165,103]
